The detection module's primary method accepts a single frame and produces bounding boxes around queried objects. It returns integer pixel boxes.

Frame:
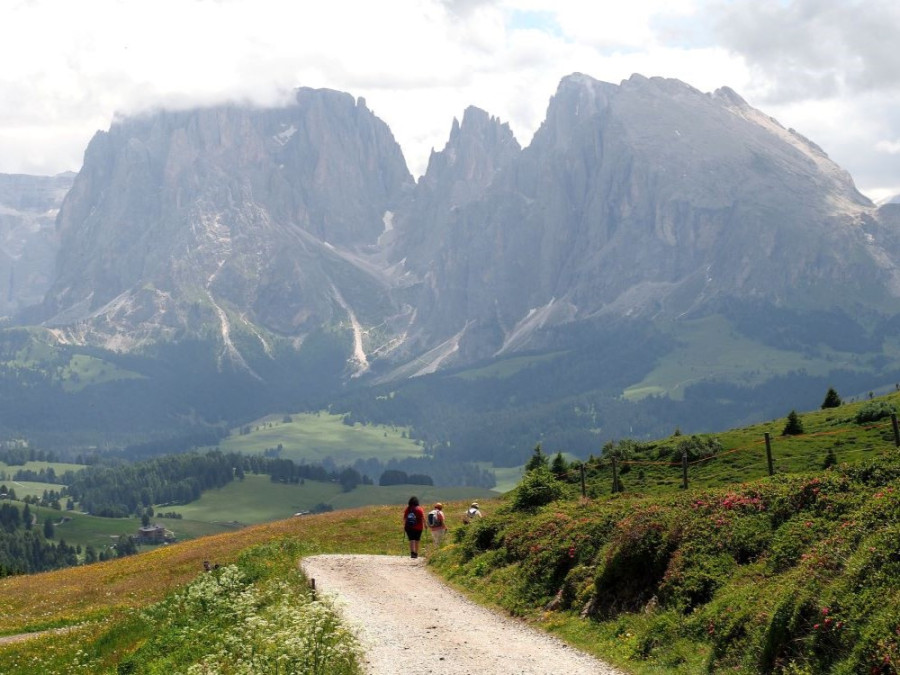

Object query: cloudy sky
[1,0,898,200]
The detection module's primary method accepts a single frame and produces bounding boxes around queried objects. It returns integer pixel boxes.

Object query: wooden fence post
[764,432,774,476]
[580,463,586,498]
[681,451,688,490]
[611,456,619,494]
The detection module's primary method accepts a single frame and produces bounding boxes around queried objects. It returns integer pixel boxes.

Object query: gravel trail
[300,554,624,675]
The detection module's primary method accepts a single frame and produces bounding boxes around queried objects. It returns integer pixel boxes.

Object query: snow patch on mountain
[274,124,297,146]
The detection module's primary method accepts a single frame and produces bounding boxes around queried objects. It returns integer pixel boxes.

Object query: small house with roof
[136,523,174,543]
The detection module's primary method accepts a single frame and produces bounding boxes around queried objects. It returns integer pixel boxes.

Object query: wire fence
[557,414,900,496]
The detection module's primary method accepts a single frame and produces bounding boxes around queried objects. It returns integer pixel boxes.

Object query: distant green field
[0,460,85,478]
[174,474,343,524]
[491,466,524,494]
[0,439,507,551]
[3,480,64,500]
[171,474,498,525]
[623,315,890,401]
[60,354,144,392]
[21,474,499,552]
[32,505,232,552]
[218,412,423,464]
[327,484,496,512]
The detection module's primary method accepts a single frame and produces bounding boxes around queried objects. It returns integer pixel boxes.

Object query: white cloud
[0,0,897,199]
[876,140,900,155]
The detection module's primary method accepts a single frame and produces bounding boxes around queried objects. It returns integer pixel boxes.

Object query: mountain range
[0,171,75,316]
[3,72,900,465]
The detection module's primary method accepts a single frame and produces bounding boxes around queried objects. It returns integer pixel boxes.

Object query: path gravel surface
[300,554,625,675]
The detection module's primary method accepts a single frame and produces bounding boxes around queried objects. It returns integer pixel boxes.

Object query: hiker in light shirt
[427,502,448,546]
[463,502,482,523]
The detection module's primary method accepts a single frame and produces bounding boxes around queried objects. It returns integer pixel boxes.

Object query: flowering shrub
[430,451,900,674]
[120,541,362,674]
[592,506,679,617]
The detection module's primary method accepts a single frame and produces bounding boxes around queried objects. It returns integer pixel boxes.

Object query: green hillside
[431,392,900,674]
[2,391,900,673]
[624,315,900,401]
[577,391,900,496]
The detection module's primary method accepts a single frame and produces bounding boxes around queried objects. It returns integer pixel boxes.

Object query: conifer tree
[782,410,804,436]
[525,444,548,472]
[821,387,842,409]
[550,452,568,478]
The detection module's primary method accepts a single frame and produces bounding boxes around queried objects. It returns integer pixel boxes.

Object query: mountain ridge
[3,72,900,453]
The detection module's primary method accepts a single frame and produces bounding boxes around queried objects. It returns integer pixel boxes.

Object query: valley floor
[301,553,622,675]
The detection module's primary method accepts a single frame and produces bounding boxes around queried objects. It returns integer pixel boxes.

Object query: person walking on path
[402,496,425,558]
[427,502,448,546]
[463,501,482,524]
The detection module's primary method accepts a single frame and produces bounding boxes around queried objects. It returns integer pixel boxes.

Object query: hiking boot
[411,552,418,559]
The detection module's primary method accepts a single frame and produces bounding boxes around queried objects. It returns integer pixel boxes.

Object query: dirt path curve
[300,554,625,675]
[0,626,76,646]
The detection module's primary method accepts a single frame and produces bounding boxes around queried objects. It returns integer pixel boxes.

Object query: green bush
[456,517,502,562]
[855,400,896,424]
[838,594,900,674]
[659,550,735,612]
[510,466,564,511]
[592,506,680,618]
[671,435,722,462]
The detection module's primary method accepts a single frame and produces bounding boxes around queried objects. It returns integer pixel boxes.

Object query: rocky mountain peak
[420,106,520,198]
[10,73,900,388]
[38,87,414,353]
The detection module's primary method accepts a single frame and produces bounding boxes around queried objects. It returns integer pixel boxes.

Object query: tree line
[61,451,383,518]
[0,502,78,576]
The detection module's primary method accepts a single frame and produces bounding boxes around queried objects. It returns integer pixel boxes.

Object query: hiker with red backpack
[427,502,448,546]
[402,496,426,559]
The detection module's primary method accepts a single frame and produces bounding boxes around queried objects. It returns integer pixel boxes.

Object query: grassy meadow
[7,459,498,559]
[4,391,900,671]
[23,473,495,555]
[0,499,483,673]
[574,390,900,497]
[162,473,493,525]
[623,315,900,401]
[217,411,424,464]
[2,480,64,501]
[34,505,235,552]
[59,354,144,392]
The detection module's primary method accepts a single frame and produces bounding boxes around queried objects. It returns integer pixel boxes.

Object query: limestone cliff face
[383,106,522,362]
[389,73,891,363]
[22,75,900,379]
[0,172,74,316]
[42,89,413,354]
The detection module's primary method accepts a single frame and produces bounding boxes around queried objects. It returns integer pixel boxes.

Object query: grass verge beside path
[2,539,364,674]
[0,499,484,637]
